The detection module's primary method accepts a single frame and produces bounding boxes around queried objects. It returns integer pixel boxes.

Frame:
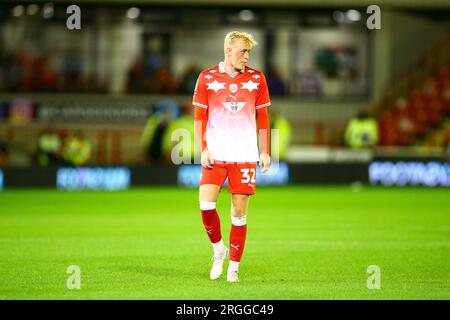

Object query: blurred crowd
[0,47,290,95]
[0,138,7,167]
[377,65,450,147]
[1,45,449,161]
[140,99,293,164]
[36,130,91,167]
[343,65,450,150]
[344,111,379,150]
[126,60,290,96]
[0,48,109,93]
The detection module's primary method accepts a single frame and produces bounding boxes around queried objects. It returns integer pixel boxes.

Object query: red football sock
[201,209,222,244]
[229,224,247,262]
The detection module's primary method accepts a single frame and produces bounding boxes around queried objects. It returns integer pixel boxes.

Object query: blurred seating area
[422,118,450,148]
[0,3,449,169]
[0,95,294,167]
[0,48,107,93]
[0,47,290,96]
[377,65,450,146]
[36,129,92,167]
[0,5,370,97]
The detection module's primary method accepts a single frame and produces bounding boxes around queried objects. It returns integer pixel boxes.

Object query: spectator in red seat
[394,98,415,145]
[148,61,178,94]
[423,76,438,99]
[422,77,443,126]
[410,88,424,110]
[40,61,59,92]
[12,49,30,92]
[441,78,450,114]
[409,88,435,127]
[127,60,146,93]
[412,107,428,136]
[378,110,398,145]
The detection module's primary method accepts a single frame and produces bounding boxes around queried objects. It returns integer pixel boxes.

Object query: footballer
[193,31,271,282]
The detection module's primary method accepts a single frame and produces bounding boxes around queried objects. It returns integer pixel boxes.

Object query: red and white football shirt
[192,62,271,162]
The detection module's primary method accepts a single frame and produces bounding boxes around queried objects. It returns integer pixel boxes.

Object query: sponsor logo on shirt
[223,102,246,112]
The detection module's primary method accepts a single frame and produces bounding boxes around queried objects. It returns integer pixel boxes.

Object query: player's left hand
[259,153,271,173]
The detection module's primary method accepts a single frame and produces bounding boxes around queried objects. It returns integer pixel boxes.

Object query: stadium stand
[376,35,450,147]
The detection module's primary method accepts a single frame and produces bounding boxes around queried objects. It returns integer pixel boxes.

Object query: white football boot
[226,269,239,283]
[210,247,229,280]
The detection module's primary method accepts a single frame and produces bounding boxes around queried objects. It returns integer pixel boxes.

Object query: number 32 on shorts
[240,168,256,183]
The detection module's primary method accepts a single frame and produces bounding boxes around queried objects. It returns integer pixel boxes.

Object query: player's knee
[200,201,216,211]
[231,206,246,217]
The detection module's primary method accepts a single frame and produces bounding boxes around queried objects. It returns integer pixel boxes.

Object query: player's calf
[228,214,247,282]
[200,201,222,245]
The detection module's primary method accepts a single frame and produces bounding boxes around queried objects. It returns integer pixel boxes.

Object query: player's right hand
[201,149,214,169]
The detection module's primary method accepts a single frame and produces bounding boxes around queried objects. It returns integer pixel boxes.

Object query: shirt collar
[218,61,245,75]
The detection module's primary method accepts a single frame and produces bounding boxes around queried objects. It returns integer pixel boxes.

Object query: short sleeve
[255,73,271,109]
[192,72,208,109]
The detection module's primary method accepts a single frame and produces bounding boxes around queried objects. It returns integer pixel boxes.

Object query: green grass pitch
[0,186,449,300]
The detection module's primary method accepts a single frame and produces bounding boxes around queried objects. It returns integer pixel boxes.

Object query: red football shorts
[200,161,257,195]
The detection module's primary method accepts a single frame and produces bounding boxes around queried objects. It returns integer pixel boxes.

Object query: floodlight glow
[127,7,140,20]
[12,5,24,17]
[239,10,255,22]
[332,11,345,23]
[346,9,361,22]
[27,4,39,16]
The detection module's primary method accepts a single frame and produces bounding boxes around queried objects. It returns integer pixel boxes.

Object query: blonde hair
[224,31,257,55]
